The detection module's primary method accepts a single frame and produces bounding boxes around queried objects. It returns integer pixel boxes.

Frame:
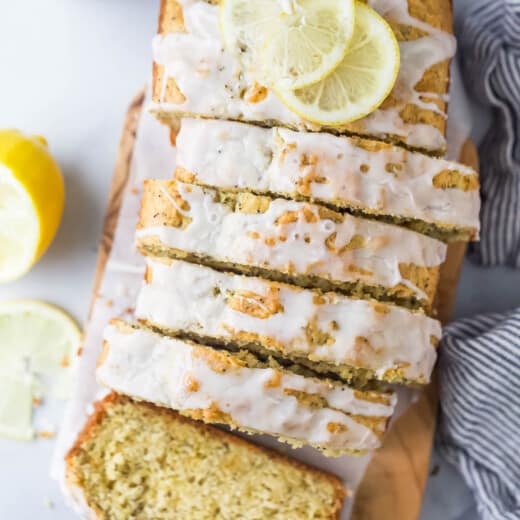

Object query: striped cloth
[456,0,520,267]
[437,310,520,520]
[436,2,520,518]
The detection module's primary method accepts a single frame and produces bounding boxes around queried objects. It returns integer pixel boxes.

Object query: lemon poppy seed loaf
[136,257,441,386]
[151,0,454,153]
[175,118,480,242]
[66,393,347,520]
[96,321,397,455]
[136,180,446,311]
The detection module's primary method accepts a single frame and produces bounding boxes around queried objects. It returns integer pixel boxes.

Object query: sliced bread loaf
[96,321,397,456]
[65,393,346,519]
[136,180,446,310]
[137,257,441,385]
[175,118,480,241]
[151,0,455,153]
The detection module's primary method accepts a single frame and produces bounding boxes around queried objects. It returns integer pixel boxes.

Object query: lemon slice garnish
[0,300,81,440]
[220,0,355,90]
[275,1,400,125]
[0,130,64,283]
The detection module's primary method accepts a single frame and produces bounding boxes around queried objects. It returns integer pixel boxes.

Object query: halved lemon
[0,130,64,283]
[275,1,400,125]
[0,300,81,440]
[220,0,355,90]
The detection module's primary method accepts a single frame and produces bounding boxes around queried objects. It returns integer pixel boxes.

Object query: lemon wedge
[0,130,64,283]
[0,300,81,440]
[220,0,355,90]
[275,1,400,125]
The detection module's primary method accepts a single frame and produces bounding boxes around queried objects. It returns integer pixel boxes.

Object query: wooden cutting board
[93,89,478,520]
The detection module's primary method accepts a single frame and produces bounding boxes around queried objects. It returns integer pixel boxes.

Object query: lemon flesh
[220,0,355,90]
[0,373,34,441]
[0,300,81,440]
[0,167,39,282]
[275,1,400,125]
[0,130,64,283]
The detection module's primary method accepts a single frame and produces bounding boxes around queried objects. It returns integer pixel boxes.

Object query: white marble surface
[0,0,519,518]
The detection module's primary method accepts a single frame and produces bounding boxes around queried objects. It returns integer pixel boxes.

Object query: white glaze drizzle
[151,0,457,152]
[136,181,447,304]
[176,118,480,233]
[98,323,396,451]
[136,258,440,382]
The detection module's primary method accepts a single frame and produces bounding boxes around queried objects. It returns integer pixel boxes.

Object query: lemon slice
[0,300,81,440]
[0,130,64,283]
[275,1,400,125]
[220,0,355,90]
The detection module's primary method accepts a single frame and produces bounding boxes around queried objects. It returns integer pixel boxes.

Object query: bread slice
[96,321,397,455]
[175,118,480,242]
[151,0,455,154]
[136,180,446,311]
[65,393,347,520]
[137,257,441,385]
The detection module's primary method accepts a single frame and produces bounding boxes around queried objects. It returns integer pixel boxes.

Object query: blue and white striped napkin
[457,0,520,267]
[436,2,520,519]
[437,311,520,520]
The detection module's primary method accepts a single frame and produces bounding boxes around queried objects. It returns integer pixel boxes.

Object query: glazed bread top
[136,180,447,310]
[97,322,397,454]
[175,118,480,241]
[136,257,441,384]
[152,0,455,153]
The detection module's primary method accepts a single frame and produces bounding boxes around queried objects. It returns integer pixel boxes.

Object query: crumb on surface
[38,430,56,439]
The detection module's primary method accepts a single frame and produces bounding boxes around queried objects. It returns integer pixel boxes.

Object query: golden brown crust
[407,0,453,33]
[66,393,347,518]
[158,0,186,34]
[152,62,161,103]
[66,394,118,467]
[432,169,480,191]
[64,395,120,520]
